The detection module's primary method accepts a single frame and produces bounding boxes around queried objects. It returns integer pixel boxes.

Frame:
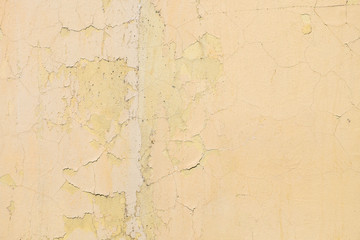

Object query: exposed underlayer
[1,0,360,239]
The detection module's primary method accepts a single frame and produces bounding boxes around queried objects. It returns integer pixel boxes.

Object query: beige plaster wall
[1,0,360,239]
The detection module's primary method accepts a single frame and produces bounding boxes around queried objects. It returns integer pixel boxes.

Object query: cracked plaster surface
[1,0,360,239]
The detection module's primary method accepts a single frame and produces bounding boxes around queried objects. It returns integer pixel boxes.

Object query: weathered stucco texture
[1,0,360,239]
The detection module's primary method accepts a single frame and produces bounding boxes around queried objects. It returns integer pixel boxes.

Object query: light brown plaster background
[1,0,360,239]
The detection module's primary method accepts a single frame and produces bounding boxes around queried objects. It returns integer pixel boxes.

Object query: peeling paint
[1,0,360,239]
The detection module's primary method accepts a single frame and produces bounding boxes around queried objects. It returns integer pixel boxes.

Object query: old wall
[1,0,360,239]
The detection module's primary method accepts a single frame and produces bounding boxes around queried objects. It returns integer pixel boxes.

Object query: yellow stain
[63,213,96,237]
[0,174,16,187]
[63,168,77,177]
[102,0,112,10]
[347,0,360,4]
[39,59,134,145]
[61,181,79,194]
[301,14,312,35]
[62,192,127,239]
